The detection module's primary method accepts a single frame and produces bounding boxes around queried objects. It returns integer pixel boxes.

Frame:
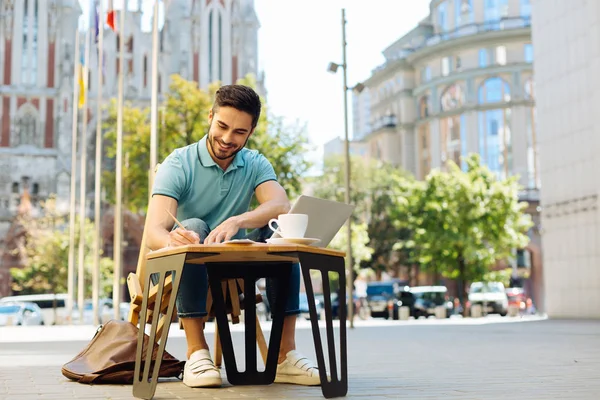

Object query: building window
[209,10,213,83]
[495,46,507,65]
[437,1,448,32]
[440,115,465,168]
[521,0,531,18]
[31,0,38,85]
[12,182,19,193]
[21,0,40,85]
[421,66,431,83]
[524,77,534,99]
[441,57,451,76]
[484,0,509,23]
[478,77,511,103]
[479,49,489,67]
[440,83,464,112]
[455,0,473,27]
[218,13,223,82]
[419,95,430,118]
[524,43,533,63]
[418,123,431,179]
[455,56,462,70]
[14,111,40,147]
[478,108,512,179]
[143,55,148,87]
[32,183,39,195]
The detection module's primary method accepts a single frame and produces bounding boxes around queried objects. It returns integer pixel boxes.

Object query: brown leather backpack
[62,319,184,384]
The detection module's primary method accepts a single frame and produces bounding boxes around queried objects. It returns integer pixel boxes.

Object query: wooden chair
[126,167,268,368]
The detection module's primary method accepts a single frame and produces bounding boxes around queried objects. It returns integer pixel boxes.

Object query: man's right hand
[167,228,200,247]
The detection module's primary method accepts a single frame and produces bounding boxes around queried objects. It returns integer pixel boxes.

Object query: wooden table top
[146,243,346,264]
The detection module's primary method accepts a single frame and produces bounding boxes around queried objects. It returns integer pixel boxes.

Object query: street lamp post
[328,9,365,329]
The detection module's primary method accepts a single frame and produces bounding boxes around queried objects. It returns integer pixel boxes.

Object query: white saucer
[266,237,321,246]
[222,239,256,245]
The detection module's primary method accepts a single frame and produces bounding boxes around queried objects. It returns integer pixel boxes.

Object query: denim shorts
[151,218,300,319]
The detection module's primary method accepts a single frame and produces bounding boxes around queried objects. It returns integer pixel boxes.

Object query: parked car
[71,298,114,325]
[468,282,509,316]
[298,292,324,320]
[0,301,45,326]
[366,280,412,320]
[410,286,453,318]
[0,293,68,325]
[506,287,527,312]
[330,292,361,320]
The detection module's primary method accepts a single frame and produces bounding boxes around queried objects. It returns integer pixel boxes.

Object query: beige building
[353,0,543,305]
[531,0,600,318]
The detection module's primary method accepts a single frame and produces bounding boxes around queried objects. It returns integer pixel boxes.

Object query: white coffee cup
[268,214,308,238]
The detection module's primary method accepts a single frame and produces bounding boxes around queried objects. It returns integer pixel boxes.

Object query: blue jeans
[153,218,300,319]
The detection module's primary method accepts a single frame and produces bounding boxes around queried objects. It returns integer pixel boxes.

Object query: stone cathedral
[0,0,263,298]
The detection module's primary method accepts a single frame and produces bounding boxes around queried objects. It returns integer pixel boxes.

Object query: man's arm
[146,194,200,250]
[204,180,290,244]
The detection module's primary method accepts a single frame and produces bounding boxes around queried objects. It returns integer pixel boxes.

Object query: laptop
[271,195,355,247]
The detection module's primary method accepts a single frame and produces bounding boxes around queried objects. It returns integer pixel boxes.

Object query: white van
[0,293,69,325]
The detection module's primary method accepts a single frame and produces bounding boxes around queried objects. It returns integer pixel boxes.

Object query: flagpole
[92,0,104,326]
[113,0,126,319]
[77,27,92,325]
[67,30,81,323]
[149,0,159,200]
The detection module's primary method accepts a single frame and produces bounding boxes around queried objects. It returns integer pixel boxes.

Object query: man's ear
[208,108,214,123]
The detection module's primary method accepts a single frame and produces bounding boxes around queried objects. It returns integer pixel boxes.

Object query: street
[1,317,599,399]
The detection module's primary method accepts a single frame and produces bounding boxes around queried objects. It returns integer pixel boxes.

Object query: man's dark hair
[212,85,261,129]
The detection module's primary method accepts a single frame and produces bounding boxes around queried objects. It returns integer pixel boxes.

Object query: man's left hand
[204,217,241,244]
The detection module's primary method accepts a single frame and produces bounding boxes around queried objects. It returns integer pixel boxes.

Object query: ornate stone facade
[0,0,262,298]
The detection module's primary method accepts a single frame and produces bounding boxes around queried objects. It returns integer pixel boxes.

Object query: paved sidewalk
[1,317,599,399]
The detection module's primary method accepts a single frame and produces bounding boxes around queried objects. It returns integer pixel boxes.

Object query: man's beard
[207,130,249,161]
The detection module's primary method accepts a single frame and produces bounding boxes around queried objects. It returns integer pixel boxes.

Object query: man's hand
[167,228,200,247]
[204,217,241,244]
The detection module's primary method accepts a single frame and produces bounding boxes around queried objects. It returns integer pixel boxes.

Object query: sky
[79,0,432,167]
[254,0,431,168]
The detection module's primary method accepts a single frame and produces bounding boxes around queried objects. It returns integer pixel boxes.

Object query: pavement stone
[0,317,599,399]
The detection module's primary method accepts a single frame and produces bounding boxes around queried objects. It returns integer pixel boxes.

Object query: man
[146,85,320,388]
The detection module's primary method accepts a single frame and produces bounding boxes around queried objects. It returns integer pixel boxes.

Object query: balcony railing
[368,115,397,135]
[378,16,532,67]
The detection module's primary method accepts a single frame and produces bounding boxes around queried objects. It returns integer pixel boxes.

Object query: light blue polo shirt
[152,136,277,238]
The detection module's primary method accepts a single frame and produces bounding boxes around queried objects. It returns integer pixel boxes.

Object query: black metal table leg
[299,253,348,399]
[133,253,186,400]
[207,262,292,385]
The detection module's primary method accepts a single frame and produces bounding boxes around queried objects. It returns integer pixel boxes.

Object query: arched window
[478,77,511,103]
[524,77,534,100]
[13,106,40,147]
[440,83,464,112]
[419,95,430,118]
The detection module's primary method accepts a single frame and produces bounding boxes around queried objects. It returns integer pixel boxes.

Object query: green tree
[313,156,409,276]
[10,197,114,298]
[328,222,374,272]
[394,154,533,309]
[103,74,311,213]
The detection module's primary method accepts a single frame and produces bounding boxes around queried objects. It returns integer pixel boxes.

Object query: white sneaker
[183,349,222,388]
[274,350,321,386]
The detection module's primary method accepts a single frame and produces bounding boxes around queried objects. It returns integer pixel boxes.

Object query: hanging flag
[78,64,86,109]
[94,3,100,42]
[106,0,116,32]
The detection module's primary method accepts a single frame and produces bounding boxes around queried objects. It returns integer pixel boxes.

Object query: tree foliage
[312,156,409,274]
[394,154,533,305]
[103,74,312,213]
[10,197,114,297]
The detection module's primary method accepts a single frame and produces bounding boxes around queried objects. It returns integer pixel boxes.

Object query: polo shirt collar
[198,135,246,170]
